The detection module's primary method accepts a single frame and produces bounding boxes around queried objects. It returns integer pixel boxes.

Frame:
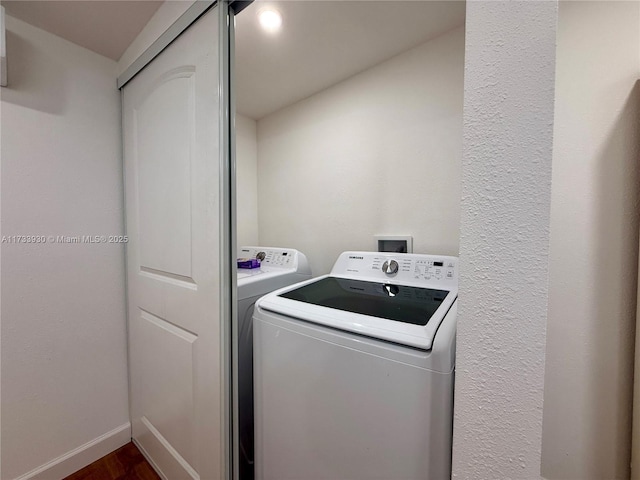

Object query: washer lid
[280,277,447,326]
[258,274,457,350]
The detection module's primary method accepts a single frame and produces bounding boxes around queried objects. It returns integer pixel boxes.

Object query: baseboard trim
[132,437,168,480]
[14,422,131,480]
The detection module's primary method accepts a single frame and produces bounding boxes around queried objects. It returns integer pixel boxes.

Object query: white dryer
[253,251,457,480]
[236,246,311,480]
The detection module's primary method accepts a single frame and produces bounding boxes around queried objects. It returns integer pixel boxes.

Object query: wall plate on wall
[374,235,413,253]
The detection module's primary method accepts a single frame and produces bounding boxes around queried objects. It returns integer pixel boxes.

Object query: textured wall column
[452,1,557,478]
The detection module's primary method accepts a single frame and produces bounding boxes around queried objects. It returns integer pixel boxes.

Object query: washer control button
[382,260,399,275]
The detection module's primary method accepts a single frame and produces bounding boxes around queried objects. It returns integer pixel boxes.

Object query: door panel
[136,68,195,279]
[134,310,196,465]
[122,7,224,480]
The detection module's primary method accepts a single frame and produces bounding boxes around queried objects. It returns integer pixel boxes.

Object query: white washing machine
[237,246,312,480]
[253,251,457,480]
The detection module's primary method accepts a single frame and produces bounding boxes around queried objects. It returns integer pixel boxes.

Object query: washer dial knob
[382,259,399,275]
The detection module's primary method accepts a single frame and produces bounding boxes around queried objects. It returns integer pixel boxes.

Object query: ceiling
[1,0,163,61]
[1,0,465,118]
[235,0,465,119]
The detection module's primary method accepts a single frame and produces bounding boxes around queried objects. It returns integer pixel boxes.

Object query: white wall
[634,2,640,463]
[542,2,640,479]
[236,114,259,248]
[1,16,129,480]
[452,2,557,478]
[256,27,464,275]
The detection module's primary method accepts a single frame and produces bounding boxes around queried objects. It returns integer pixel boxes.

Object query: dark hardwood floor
[63,442,161,480]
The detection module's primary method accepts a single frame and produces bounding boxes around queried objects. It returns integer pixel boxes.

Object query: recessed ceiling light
[258,9,282,33]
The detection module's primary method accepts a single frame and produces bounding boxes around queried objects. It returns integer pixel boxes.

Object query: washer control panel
[332,251,458,286]
[238,247,298,269]
[412,258,456,281]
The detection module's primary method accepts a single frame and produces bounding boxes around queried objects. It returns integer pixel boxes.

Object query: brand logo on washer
[349,256,364,260]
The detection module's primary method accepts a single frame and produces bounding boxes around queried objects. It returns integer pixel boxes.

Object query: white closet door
[122,7,225,480]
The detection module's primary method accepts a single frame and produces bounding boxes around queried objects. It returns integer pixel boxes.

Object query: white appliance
[236,246,312,480]
[253,251,458,480]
